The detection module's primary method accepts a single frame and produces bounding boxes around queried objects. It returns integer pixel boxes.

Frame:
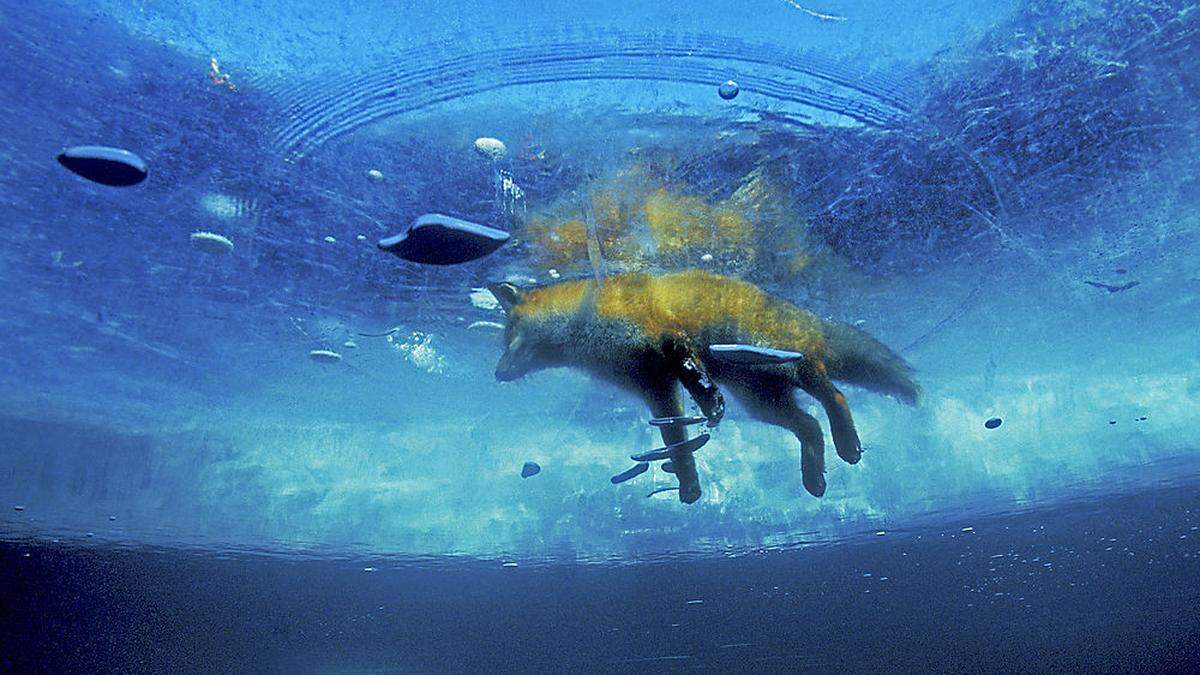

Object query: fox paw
[836,441,862,465]
[803,470,826,498]
[679,483,701,504]
[832,426,862,464]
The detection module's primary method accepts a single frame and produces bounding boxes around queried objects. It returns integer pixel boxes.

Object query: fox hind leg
[725,379,827,498]
[798,364,862,465]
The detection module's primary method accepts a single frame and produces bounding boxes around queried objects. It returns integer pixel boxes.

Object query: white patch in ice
[308,349,342,363]
[199,193,254,219]
[468,321,505,331]
[323,236,337,244]
[495,168,525,216]
[469,287,500,311]
[390,331,446,374]
[366,169,384,181]
[50,250,82,268]
[473,137,507,160]
[189,231,234,254]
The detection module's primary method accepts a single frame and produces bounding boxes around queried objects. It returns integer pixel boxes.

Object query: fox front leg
[642,383,703,504]
[664,340,725,426]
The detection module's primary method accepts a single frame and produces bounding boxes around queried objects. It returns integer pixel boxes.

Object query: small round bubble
[718,80,740,100]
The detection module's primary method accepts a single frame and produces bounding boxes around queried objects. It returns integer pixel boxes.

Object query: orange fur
[514,270,829,359]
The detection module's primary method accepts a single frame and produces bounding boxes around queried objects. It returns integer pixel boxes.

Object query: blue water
[1,0,1198,670]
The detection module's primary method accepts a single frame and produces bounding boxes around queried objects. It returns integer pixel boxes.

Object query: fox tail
[821,321,919,405]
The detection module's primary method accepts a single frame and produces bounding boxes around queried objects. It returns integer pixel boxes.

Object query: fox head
[487,282,562,382]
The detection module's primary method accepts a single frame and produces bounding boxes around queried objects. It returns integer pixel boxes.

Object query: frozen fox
[488,270,918,504]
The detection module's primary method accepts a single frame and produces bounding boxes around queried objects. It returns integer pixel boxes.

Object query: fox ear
[487,282,523,313]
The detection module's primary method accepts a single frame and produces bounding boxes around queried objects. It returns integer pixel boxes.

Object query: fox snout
[495,363,520,382]
[496,331,537,382]
[494,351,524,382]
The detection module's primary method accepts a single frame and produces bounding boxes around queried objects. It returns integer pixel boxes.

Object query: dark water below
[4,477,1198,673]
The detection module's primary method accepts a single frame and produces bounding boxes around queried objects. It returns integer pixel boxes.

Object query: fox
[487,270,918,504]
